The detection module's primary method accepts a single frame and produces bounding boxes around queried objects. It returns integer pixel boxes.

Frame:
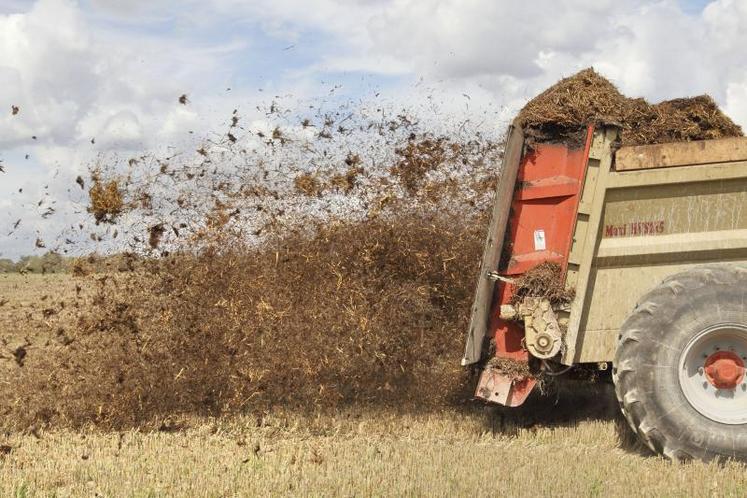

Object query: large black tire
[613,263,747,462]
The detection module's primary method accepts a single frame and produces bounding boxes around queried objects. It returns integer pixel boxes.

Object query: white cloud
[725,74,747,128]
[2,0,747,258]
[219,0,747,113]
[0,0,250,258]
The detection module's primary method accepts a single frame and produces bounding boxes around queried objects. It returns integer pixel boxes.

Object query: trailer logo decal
[604,220,665,238]
[533,229,546,250]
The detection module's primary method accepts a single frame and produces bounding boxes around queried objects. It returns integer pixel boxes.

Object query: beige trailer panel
[563,133,747,364]
[602,179,747,237]
[616,136,747,171]
[576,256,747,362]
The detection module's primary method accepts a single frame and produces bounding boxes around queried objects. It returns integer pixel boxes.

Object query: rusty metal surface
[475,366,536,407]
[519,297,563,360]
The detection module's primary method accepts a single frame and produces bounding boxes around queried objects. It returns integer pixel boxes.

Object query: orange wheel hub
[704,351,745,390]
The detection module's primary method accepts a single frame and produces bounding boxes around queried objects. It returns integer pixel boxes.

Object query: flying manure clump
[88,174,124,224]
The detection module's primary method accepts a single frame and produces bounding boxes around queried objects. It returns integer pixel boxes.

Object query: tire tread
[614,264,747,462]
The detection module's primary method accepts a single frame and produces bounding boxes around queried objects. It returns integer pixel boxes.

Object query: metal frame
[462,124,524,365]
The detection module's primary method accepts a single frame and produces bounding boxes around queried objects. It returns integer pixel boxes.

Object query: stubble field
[2,273,747,497]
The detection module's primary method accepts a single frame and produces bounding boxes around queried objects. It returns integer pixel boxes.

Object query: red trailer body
[474,127,595,406]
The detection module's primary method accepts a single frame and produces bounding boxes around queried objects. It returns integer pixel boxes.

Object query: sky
[1,0,747,259]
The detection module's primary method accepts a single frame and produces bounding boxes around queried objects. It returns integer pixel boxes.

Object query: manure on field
[1,97,500,430]
[3,68,741,431]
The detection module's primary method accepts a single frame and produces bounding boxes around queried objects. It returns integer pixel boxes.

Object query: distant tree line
[0,252,72,274]
[0,252,140,274]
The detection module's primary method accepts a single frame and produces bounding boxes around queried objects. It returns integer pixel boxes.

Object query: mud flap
[475,365,536,407]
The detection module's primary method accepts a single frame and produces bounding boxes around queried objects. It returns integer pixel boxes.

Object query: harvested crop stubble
[518,68,743,146]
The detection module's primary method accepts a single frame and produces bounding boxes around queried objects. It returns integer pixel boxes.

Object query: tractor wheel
[613,264,747,462]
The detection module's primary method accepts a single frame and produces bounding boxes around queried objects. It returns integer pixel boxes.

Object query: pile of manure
[517,68,742,146]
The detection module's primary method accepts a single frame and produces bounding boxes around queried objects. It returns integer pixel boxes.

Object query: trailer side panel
[462,125,524,365]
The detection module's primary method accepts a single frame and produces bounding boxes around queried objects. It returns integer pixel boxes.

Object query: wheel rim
[679,323,747,425]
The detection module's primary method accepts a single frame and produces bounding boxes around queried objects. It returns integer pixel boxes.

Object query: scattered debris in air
[148,224,166,249]
[88,177,124,223]
[5,69,742,432]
